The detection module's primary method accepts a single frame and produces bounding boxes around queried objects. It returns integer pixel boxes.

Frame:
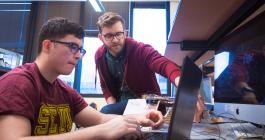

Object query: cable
[256,125,265,138]
[212,111,265,139]
[213,111,241,122]
[216,123,222,139]
[215,112,250,137]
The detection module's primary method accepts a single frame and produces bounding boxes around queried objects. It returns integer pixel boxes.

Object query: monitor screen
[214,11,265,105]
[214,37,265,105]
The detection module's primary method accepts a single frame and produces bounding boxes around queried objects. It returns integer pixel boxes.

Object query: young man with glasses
[95,12,204,122]
[0,17,163,139]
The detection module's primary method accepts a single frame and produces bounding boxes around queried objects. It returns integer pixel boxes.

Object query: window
[59,37,103,94]
[80,37,103,94]
[133,8,167,54]
[59,69,75,88]
[0,2,31,71]
[132,6,168,94]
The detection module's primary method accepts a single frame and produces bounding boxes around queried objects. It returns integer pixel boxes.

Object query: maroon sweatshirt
[95,37,181,100]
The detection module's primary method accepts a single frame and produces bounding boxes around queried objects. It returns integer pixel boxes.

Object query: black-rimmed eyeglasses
[103,31,125,41]
[51,40,86,58]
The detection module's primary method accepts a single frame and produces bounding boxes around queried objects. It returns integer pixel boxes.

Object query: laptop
[141,56,203,140]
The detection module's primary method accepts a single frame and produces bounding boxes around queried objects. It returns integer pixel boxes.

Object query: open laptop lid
[167,56,202,140]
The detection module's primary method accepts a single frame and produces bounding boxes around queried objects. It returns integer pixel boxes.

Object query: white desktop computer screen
[213,10,265,125]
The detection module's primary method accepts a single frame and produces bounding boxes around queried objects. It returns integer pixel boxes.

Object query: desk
[192,122,265,139]
[144,119,265,140]
[191,122,236,139]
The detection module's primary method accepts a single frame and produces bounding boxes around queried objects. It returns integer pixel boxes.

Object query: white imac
[213,9,265,125]
[214,49,265,125]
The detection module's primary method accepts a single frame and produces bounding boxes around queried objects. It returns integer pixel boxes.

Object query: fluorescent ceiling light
[6,0,86,1]
[0,10,30,12]
[89,0,105,12]
[0,3,31,4]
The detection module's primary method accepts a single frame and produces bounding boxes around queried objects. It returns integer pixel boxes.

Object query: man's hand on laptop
[193,94,204,123]
[102,110,163,140]
[125,110,164,128]
[142,110,164,128]
[101,116,141,140]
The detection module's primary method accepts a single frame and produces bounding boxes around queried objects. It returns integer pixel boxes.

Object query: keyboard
[230,123,265,139]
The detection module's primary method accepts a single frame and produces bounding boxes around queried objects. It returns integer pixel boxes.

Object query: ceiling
[164,0,246,66]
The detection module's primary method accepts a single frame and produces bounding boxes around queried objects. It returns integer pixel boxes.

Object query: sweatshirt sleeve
[139,44,181,84]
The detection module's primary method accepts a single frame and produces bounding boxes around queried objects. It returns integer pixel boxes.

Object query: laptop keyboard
[141,123,169,133]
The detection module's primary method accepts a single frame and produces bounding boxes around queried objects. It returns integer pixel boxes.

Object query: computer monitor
[213,7,265,125]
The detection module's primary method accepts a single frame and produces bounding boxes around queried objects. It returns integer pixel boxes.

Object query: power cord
[212,111,265,139]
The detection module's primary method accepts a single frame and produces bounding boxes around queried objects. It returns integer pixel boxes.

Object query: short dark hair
[38,17,84,54]
[97,12,125,33]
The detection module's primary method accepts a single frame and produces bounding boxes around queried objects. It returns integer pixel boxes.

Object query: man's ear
[124,31,128,37]
[42,39,52,53]
[98,34,104,42]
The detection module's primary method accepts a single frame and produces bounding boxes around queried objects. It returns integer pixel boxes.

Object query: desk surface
[191,122,235,139]
[192,121,265,140]
[144,119,265,140]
